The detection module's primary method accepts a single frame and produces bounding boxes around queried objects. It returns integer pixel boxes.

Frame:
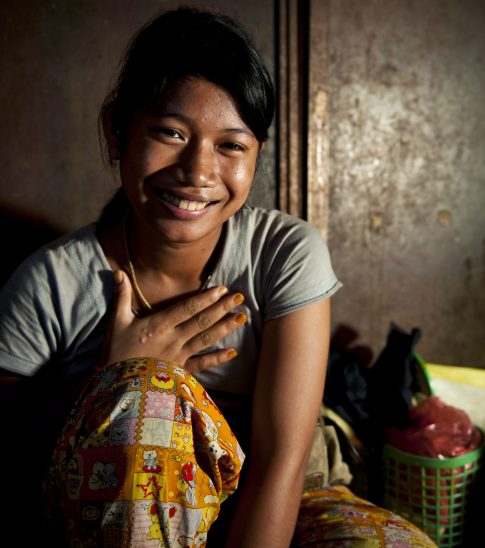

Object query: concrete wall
[0,0,275,282]
[326,0,485,367]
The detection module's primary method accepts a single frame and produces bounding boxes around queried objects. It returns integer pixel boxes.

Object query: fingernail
[217,286,228,297]
[226,349,238,360]
[233,293,245,305]
[235,313,247,325]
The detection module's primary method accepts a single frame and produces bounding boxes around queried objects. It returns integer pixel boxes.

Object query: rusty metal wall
[0,0,275,241]
[326,0,485,367]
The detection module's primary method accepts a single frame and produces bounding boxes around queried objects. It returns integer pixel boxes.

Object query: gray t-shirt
[0,206,341,394]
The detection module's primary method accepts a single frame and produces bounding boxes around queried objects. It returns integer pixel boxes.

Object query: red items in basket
[384,397,483,536]
[386,396,482,458]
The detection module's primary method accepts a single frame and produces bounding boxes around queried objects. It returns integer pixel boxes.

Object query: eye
[150,127,184,140]
[220,142,246,153]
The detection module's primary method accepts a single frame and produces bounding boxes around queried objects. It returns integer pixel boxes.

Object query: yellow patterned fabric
[294,485,437,547]
[45,358,244,547]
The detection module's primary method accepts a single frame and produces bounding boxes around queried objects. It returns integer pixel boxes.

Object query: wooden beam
[277,0,330,239]
[277,0,305,218]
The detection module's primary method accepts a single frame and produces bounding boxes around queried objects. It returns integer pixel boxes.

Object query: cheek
[230,157,258,190]
[122,139,170,177]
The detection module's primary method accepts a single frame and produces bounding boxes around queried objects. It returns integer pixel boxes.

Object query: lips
[157,190,212,211]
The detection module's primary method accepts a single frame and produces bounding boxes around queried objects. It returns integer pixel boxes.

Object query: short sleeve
[260,216,342,321]
[0,225,113,377]
[0,251,62,376]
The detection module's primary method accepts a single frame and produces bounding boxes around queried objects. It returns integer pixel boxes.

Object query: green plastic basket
[383,440,483,547]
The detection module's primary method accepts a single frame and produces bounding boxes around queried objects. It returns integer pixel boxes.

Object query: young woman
[0,7,436,547]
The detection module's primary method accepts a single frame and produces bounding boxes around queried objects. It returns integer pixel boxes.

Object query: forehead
[147,77,252,132]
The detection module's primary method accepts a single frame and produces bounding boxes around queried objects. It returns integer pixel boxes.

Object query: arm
[226,297,331,547]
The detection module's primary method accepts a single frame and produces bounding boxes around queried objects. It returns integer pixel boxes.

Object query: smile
[158,190,211,211]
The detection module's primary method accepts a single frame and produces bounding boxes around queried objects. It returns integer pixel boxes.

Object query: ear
[101,108,120,165]
[259,142,266,153]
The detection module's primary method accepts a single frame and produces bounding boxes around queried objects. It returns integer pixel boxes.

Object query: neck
[121,213,223,311]
[128,218,221,280]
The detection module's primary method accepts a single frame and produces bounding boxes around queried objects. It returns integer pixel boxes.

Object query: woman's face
[119,77,261,247]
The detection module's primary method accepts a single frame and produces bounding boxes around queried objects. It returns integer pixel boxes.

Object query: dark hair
[101,6,274,158]
[98,7,275,225]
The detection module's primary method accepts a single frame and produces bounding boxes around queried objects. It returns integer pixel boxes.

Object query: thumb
[112,270,134,324]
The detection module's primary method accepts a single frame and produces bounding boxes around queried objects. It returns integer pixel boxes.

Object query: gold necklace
[122,215,153,312]
[122,214,213,315]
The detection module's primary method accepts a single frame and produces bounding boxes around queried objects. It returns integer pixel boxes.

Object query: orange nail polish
[234,293,245,305]
[235,313,247,324]
[218,286,228,297]
[227,349,238,360]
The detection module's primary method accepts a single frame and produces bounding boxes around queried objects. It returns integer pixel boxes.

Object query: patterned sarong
[45,357,244,547]
[294,485,437,547]
[44,357,437,547]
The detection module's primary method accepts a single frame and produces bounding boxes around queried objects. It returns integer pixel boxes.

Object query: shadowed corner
[0,205,66,288]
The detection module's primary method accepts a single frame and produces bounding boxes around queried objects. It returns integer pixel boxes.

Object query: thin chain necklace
[122,214,212,315]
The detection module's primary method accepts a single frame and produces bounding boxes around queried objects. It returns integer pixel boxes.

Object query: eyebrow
[151,111,256,138]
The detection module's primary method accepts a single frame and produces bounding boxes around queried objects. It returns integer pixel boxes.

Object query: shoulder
[230,205,331,264]
[232,205,324,246]
[0,223,111,310]
[40,223,103,266]
[19,223,102,270]
[226,206,341,319]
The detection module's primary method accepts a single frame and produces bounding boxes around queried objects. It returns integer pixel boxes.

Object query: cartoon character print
[102,501,129,526]
[206,440,227,463]
[110,391,141,423]
[144,502,209,547]
[142,449,162,473]
[199,410,219,441]
[110,422,131,444]
[91,369,118,396]
[88,461,118,490]
[147,518,164,543]
[176,383,196,421]
[145,502,178,544]
[151,370,175,391]
[181,462,198,506]
[198,410,236,466]
[180,390,238,474]
[146,503,164,543]
[119,397,135,413]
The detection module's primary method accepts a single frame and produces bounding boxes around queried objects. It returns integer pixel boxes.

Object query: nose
[178,139,218,188]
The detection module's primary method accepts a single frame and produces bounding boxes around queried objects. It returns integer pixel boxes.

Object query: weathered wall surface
[0,0,275,275]
[327,0,485,366]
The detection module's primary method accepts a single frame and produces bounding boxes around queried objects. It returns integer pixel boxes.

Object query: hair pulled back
[101,6,275,159]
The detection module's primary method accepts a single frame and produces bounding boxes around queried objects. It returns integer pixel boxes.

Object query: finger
[185,348,238,375]
[112,270,135,326]
[177,293,245,339]
[163,285,230,326]
[184,312,247,357]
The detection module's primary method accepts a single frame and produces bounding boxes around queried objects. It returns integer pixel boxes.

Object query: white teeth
[159,191,209,211]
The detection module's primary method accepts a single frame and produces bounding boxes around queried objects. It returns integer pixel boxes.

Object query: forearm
[225,300,330,547]
[225,453,308,548]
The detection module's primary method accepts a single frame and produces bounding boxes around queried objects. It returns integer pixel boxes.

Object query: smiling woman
[110,78,261,256]
[0,6,436,548]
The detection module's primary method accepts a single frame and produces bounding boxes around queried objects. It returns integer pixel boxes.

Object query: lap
[44,358,436,547]
[45,358,244,547]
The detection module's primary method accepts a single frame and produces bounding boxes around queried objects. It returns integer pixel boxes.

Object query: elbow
[247,439,313,486]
